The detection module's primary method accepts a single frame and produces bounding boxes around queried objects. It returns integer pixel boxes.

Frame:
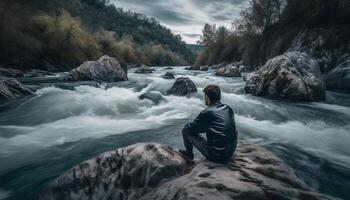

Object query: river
[0,67,349,200]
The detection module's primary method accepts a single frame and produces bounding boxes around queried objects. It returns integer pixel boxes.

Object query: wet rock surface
[200,66,209,71]
[139,92,166,104]
[215,63,244,77]
[0,67,24,78]
[161,72,175,79]
[40,143,333,200]
[0,76,33,100]
[245,51,326,101]
[185,65,200,70]
[135,65,154,74]
[166,77,197,96]
[66,56,128,82]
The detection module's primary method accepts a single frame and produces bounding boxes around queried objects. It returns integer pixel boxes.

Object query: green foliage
[196,25,242,66]
[30,12,102,68]
[142,44,188,66]
[0,0,195,70]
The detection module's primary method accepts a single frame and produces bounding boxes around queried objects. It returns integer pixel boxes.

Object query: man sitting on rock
[179,85,237,163]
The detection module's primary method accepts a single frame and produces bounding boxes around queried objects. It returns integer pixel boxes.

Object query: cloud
[110,0,248,44]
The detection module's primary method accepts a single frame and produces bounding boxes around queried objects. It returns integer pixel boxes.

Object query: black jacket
[183,102,237,161]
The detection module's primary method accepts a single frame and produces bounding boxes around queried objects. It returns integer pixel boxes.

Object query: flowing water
[0,67,349,200]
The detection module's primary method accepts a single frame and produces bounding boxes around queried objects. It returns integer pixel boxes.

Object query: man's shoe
[178,149,194,161]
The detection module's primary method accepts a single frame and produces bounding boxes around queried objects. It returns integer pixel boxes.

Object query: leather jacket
[183,101,237,161]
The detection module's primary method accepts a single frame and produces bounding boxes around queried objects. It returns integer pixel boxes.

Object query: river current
[0,67,349,199]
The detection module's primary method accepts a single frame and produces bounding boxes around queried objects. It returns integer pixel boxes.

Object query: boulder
[200,66,209,71]
[185,65,200,70]
[161,72,175,79]
[24,70,55,77]
[164,67,173,70]
[135,65,154,74]
[67,55,127,82]
[215,63,242,77]
[0,77,33,100]
[39,143,188,200]
[325,58,350,92]
[245,51,326,101]
[166,77,197,96]
[139,92,166,104]
[0,67,24,78]
[210,63,227,69]
[40,143,333,200]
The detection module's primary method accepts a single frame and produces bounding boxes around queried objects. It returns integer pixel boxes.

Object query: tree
[199,24,216,47]
[232,0,284,35]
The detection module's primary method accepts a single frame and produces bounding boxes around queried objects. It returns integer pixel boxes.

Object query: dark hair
[203,85,221,103]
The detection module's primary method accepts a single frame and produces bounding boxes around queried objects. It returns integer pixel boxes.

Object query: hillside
[0,0,195,70]
[196,0,350,91]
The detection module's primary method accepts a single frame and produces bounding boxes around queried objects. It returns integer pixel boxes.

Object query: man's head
[203,85,221,106]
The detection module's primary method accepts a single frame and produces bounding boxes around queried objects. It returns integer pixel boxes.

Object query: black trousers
[182,129,208,157]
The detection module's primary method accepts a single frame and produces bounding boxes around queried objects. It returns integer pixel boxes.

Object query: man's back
[183,101,237,162]
[180,85,237,163]
[201,102,237,161]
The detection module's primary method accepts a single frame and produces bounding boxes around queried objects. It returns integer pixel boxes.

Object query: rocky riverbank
[39,143,334,200]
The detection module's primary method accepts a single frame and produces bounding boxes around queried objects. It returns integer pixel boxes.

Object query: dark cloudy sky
[111,0,249,44]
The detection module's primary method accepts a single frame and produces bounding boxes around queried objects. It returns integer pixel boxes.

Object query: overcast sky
[111,0,249,44]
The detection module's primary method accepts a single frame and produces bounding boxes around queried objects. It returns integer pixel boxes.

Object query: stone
[0,67,24,78]
[215,63,242,77]
[245,51,326,101]
[135,65,154,74]
[185,65,200,70]
[39,143,188,200]
[210,63,228,70]
[139,92,166,104]
[24,70,55,77]
[40,143,334,200]
[0,76,33,100]
[66,55,127,82]
[161,72,175,79]
[166,77,197,96]
[200,66,209,71]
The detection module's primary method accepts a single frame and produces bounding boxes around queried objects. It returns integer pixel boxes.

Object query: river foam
[1,66,350,200]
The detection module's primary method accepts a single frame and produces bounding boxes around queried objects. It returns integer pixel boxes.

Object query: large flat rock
[39,143,333,200]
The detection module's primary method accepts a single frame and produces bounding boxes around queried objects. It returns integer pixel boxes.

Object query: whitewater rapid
[0,67,349,199]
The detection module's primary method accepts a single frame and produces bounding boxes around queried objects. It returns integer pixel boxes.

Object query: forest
[0,0,196,70]
[196,0,350,72]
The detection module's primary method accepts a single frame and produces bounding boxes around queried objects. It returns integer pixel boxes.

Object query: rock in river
[39,143,333,200]
[139,92,166,104]
[200,66,209,71]
[0,76,32,100]
[245,51,325,101]
[0,67,24,78]
[135,65,154,74]
[215,63,243,77]
[185,65,200,70]
[161,72,175,79]
[166,77,197,96]
[66,55,128,82]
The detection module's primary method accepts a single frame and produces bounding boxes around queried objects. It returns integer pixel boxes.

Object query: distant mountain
[0,0,195,70]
